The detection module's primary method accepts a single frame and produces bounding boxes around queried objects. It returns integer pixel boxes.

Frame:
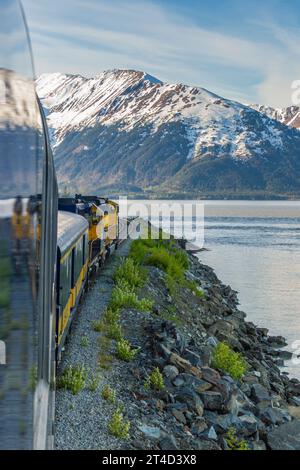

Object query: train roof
[57,211,89,257]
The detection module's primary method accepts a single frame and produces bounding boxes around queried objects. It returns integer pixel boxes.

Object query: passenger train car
[0,1,120,449]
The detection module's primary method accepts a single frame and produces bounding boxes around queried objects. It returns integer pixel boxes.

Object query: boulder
[191,417,208,436]
[267,420,300,450]
[183,349,202,368]
[260,407,291,426]
[175,387,204,416]
[138,425,162,440]
[251,384,270,403]
[169,353,202,379]
[200,391,223,411]
[172,409,187,425]
[201,367,221,386]
[267,336,288,348]
[173,373,212,392]
[163,365,179,381]
[159,434,178,450]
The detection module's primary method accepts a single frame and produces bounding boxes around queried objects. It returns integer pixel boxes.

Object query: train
[56,196,120,360]
[0,1,121,449]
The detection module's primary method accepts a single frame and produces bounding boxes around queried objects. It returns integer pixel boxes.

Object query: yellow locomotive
[56,196,120,357]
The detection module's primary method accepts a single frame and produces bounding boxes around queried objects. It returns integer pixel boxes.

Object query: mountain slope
[250,104,300,130]
[37,70,300,198]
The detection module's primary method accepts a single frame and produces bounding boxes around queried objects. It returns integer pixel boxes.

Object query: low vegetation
[224,427,249,450]
[80,336,89,347]
[212,342,247,381]
[129,237,204,297]
[87,372,100,392]
[108,407,130,439]
[116,338,139,362]
[113,257,146,289]
[145,367,165,391]
[101,384,116,404]
[109,283,153,312]
[57,365,87,395]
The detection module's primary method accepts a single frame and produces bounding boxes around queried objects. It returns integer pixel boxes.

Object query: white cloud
[22,0,300,107]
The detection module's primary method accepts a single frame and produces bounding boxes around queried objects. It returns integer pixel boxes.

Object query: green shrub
[224,427,249,450]
[113,258,146,289]
[129,238,190,296]
[88,372,100,392]
[80,336,89,347]
[92,319,105,332]
[108,407,130,439]
[106,322,123,341]
[101,384,116,403]
[212,342,247,381]
[145,367,165,391]
[103,307,120,325]
[116,339,139,362]
[182,279,204,298]
[57,365,87,395]
[110,284,153,312]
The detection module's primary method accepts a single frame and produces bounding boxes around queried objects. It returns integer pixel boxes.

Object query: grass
[129,238,203,298]
[80,336,89,347]
[116,338,140,362]
[212,342,247,381]
[109,283,153,312]
[92,319,105,332]
[101,384,116,404]
[57,365,87,395]
[106,322,123,341]
[113,257,146,289]
[108,407,130,439]
[224,427,249,450]
[98,336,113,369]
[145,367,165,391]
[87,372,101,392]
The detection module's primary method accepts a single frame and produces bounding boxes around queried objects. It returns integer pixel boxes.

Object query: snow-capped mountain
[37,70,300,198]
[250,104,300,130]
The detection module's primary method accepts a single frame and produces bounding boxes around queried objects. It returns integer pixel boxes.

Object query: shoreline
[55,225,300,450]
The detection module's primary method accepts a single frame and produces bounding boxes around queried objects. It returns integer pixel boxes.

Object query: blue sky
[22,0,300,107]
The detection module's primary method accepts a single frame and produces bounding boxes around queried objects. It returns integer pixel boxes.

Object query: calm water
[127,200,300,379]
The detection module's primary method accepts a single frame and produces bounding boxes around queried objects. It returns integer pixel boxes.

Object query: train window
[85,233,89,263]
[59,255,72,309]
[74,238,83,281]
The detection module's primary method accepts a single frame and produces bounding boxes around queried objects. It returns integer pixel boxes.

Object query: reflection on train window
[59,255,72,309]
[74,239,83,281]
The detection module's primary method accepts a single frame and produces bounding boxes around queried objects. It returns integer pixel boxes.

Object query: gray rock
[201,367,221,386]
[267,336,287,348]
[163,365,179,381]
[267,420,300,450]
[238,414,258,436]
[191,417,208,436]
[173,373,211,391]
[175,387,204,416]
[251,384,270,403]
[206,336,219,348]
[159,435,178,450]
[200,425,218,441]
[138,425,162,440]
[172,409,187,424]
[183,349,202,367]
[200,391,223,411]
[252,440,267,451]
[287,382,300,396]
[260,407,291,426]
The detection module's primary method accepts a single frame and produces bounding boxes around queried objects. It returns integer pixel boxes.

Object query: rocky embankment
[55,237,300,450]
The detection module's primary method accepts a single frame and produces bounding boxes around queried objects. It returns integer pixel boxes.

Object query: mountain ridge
[37,69,300,199]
